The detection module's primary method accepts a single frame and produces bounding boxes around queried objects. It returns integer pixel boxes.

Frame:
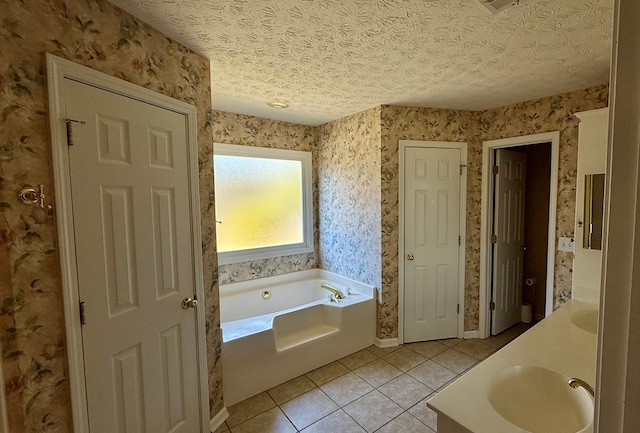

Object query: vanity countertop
[428,299,599,433]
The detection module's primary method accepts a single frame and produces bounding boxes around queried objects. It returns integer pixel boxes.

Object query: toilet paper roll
[525,278,537,286]
[521,303,533,323]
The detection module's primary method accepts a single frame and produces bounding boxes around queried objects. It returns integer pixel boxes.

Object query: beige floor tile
[306,361,349,386]
[339,348,378,370]
[343,390,403,432]
[268,375,316,404]
[213,422,230,433]
[382,347,427,371]
[376,412,433,433]
[320,372,374,406]
[224,334,532,433]
[226,392,276,427]
[432,348,478,374]
[378,374,434,409]
[406,341,448,359]
[408,396,439,431]
[366,344,402,358]
[439,338,463,347]
[280,388,339,430]
[407,360,458,390]
[485,323,532,348]
[454,339,496,360]
[354,359,403,388]
[483,333,513,348]
[301,409,367,433]
[229,407,296,433]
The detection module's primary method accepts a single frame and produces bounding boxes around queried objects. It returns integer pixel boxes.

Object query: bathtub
[221,269,376,406]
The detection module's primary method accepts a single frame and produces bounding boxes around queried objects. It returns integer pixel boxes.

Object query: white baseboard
[463,330,479,339]
[210,407,229,432]
[375,337,399,347]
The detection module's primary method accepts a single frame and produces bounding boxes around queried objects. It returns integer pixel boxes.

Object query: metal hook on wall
[18,184,53,213]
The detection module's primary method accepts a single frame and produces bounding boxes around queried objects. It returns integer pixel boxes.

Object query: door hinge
[458,235,461,245]
[64,118,86,146]
[460,164,467,176]
[79,301,86,325]
[492,165,499,175]
[457,304,460,314]
[491,234,498,243]
[490,301,496,311]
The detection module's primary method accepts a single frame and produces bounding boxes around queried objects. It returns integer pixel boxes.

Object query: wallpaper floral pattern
[0,0,611,427]
[377,85,609,339]
[317,107,382,288]
[0,0,221,430]
[380,107,480,337]
[211,110,319,285]
[479,84,610,308]
[213,84,608,342]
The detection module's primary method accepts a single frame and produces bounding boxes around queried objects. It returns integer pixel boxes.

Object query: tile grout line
[225,326,531,433]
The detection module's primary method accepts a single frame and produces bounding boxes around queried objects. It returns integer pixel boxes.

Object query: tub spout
[321,283,346,299]
[568,378,595,398]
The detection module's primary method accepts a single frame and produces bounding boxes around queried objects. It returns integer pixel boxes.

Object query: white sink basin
[487,366,593,433]
[570,309,599,334]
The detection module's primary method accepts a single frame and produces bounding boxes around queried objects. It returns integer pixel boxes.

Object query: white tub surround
[428,300,598,433]
[220,269,376,406]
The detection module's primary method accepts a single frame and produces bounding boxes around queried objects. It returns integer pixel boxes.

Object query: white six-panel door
[491,149,527,335]
[403,147,461,342]
[64,78,203,433]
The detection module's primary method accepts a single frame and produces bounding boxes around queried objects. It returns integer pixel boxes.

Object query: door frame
[479,131,560,339]
[46,54,210,432]
[398,140,468,343]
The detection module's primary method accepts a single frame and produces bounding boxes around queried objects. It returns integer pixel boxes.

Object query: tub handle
[181,297,198,309]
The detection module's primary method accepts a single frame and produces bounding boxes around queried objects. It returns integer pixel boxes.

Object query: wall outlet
[558,236,575,252]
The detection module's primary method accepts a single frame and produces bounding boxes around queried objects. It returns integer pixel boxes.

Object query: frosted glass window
[213,143,313,265]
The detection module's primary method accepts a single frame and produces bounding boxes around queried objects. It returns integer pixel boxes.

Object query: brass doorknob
[181,297,198,309]
[407,253,415,261]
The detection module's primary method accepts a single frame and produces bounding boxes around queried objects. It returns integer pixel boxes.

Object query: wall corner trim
[210,407,229,432]
[375,337,399,347]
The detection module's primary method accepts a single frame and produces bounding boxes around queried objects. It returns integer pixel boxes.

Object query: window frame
[213,143,314,265]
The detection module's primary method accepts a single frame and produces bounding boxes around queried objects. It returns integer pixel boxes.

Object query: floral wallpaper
[213,84,608,341]
[317,107,382,288]
[211,110,319,285]
[0,0,610,426]
[0,0,221,430]
[377,84,609,339]
[479,84,610,308]
[380,107,480,337]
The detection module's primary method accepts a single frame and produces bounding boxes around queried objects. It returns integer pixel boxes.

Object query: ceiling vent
[477,0,520,14]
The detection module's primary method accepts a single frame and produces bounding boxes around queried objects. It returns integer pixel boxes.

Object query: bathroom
[1,0,638,432]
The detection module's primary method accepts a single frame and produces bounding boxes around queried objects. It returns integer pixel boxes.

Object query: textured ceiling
[109,0,613,126]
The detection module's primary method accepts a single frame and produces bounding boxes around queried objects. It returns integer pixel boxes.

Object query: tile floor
[215,324,531,433]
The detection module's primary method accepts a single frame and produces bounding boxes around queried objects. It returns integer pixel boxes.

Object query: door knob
[407,253,415,261]
[181,297,198,309]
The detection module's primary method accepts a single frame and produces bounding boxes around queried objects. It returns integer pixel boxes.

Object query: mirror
[583,173,605,250]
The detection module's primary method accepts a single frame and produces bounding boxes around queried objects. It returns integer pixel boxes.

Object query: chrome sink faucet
[568,378,595,398]
[321,283,346,300]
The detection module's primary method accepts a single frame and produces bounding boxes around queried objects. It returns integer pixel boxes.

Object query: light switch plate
[558,236,575,252]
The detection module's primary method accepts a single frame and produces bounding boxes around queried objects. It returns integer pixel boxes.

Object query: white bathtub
[221,269,376,406]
